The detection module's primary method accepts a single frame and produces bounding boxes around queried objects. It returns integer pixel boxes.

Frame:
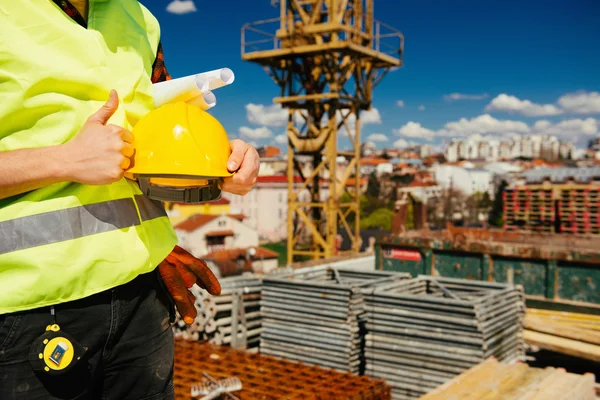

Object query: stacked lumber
[172,274,263,350]
[419,357,596,400]
[524,308,600,362]
[363,276,526,399]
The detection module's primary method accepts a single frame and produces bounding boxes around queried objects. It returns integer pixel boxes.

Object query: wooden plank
[525,315,600,345]
[524,330,600,362]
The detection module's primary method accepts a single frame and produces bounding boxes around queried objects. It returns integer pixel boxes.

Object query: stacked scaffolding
[173,274,263,350]
[362,276,526,400]
[259,266,410,374]
[558,186,600,235]
[503,186,554,233]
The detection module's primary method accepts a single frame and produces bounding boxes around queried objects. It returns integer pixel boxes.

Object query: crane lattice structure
[242,0,403,264]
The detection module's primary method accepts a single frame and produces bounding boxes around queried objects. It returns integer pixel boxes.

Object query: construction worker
[0,1,259,399]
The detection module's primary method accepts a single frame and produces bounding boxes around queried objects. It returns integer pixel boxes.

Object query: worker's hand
[221,139,260,196]
[158,245,221,325]
[61,90,135,185]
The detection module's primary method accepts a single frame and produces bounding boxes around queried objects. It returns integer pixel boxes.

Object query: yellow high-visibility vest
[0,0,178,313]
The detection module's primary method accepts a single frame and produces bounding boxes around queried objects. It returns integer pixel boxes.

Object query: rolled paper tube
[186,91,217,110]
[196,68,235,91]
[152,74,209,108]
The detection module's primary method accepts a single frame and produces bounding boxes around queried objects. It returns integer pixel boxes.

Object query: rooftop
[174,214,246,232]
[522,166,600,183]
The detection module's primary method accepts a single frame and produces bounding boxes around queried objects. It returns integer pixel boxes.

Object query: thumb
[87,90,119,125]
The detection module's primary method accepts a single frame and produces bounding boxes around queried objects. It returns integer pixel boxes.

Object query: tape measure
[28,324,87,376]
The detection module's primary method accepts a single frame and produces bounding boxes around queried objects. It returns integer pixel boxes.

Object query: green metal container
[376,228,600,308]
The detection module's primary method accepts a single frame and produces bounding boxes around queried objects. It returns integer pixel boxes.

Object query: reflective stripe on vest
[0,196,166,255]
[0,1,178,314]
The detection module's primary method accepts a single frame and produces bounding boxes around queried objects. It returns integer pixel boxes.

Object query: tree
[366,172,380,199]
[479,192,492,209]
[489,180,508,228]
[360,208,394,231]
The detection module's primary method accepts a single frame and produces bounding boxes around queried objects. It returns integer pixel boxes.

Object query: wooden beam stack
[419,357,596,400]
[524,308,600,362]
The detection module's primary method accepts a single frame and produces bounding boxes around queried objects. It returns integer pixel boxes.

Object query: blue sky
[141,0,600,152]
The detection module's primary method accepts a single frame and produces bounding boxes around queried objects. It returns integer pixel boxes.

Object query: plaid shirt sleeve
[151,42,172,83]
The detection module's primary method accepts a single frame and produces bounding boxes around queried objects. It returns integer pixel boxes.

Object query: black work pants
[0,270,175,400]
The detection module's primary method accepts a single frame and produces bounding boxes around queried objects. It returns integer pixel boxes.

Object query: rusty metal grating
[174,339,392,399]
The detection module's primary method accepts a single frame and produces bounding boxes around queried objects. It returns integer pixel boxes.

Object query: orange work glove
[158,245,221,325]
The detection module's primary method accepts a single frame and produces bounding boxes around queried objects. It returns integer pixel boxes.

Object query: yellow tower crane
[242,0,403,264]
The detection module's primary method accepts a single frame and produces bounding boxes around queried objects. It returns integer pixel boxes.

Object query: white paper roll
[152,74,209,108]
[186,91,217,110]
[196,68,235,91]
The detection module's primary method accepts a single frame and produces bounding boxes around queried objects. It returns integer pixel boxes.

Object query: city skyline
[142,0,600,151]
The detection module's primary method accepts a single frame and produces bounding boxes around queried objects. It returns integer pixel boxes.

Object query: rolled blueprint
[152,74,209,108]
[152,68,234,108]
[187,91,217,110]
[196,68,235,91]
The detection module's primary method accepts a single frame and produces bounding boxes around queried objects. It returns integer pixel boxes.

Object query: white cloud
[245,103,288,127]
[393,121,435,141]
[166,0,197,14]
[444,93,489,101]
[337,108,382,136]
[239,126,273,139]
[393,139,409,149]
[418,105,426,111]
[396,100,405,108]
[485,94,562,117]
[275,134,288,144]
[557,91,600,114]
[358,108,382,125]
[367,133,388,142]
[440,114,530,137]
[389,114,597,148]
[532,118,598,138]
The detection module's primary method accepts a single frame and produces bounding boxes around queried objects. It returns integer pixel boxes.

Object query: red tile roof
[257,175,303,184]
[360,157,390,166]
[345,177,368,186]
[258,146,281,158]
[205,230,234,237]
[409,181,438,187]
[205,247,279,261]
[174,214,246,232]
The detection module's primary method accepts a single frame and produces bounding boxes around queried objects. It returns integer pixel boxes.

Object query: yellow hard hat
[125,102,233,203]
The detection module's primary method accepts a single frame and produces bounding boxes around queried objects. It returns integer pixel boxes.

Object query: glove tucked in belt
[158,245,221,325]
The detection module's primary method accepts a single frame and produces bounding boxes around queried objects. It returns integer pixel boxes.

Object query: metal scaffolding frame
[242,0,403,264]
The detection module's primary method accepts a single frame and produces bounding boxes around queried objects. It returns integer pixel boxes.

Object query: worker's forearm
[0,145,69,200]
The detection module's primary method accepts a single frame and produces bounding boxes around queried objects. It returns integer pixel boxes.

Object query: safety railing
[241,17,403,63]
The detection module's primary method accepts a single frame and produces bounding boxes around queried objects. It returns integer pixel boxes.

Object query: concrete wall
[176,215,259,257]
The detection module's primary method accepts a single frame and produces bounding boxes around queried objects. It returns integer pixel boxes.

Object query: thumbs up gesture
[61,90,135,185]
